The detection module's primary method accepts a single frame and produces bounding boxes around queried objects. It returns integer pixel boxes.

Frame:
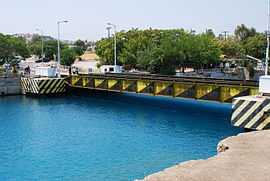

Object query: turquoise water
[0,91,241,180]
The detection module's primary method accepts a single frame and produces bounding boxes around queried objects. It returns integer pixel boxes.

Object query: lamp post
[107,23,117,72]
[57,20,68,78]
[36,29,43,62]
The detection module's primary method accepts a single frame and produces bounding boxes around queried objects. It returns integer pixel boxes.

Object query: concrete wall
[0,76,21,96]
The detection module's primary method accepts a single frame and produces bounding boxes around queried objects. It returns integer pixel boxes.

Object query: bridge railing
[77,73,257,87]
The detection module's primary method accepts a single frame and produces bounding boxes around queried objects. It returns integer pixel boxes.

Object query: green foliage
[205,29,215,38]
[74,39,86,50]
[0,60,5,65]
[244,33,266,59]
[72,46,84,56]
[247,62,255,78]
[60,48,76,66]
[95,28,221,75]
[95,24,267,75]
[235,24,257,42]
[137,46,163,73]
[28,37,66,60]
[0,33,30,63]
[217,36,244,56]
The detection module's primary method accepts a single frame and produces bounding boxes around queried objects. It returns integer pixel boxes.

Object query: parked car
[35,58,50,63]
[10,56,22,63]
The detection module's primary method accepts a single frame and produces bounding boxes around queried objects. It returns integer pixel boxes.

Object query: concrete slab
[136,130,270,181]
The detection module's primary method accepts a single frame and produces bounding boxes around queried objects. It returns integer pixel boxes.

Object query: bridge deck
[66,74,258,103]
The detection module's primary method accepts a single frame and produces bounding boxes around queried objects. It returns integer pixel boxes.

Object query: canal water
[0,91,241,181]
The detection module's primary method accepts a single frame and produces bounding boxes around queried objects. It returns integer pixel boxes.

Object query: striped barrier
[20,77,66,94]
[231,96,270,130]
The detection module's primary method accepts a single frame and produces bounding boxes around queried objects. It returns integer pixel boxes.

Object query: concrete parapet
[0,77,21,95]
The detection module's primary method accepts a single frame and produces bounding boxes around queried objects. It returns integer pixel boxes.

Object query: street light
[107,23,117,71]
[36,29,43,62]
[57,20,68,78]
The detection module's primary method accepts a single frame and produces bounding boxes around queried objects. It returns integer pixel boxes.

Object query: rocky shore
[136,130,270,181]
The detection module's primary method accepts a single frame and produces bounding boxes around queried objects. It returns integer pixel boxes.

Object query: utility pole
[222,31,229,41]
[106,27,111,38]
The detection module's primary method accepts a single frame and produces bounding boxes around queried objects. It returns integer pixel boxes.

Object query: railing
[77,73,257,87]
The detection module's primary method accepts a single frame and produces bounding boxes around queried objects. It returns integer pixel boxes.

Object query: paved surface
[136,130,270,181]
[19,52,100,75]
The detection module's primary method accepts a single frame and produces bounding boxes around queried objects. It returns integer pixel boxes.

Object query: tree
[0,33,30,65]
[28,36,66,60]
[217,36,244,56]
[235,24,257,42]
[72,46,84,56]
[95,28,222,75]
[95,38,115,65]
[137,46,163,73]
[205,29,215,38]
[60,48,76,66]
[244,33,266,59]
[74,39,86,50]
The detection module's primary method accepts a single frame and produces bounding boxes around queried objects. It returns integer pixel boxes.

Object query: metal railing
[76,73,257,87]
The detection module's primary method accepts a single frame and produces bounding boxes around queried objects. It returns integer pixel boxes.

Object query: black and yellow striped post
[231,96,270,130]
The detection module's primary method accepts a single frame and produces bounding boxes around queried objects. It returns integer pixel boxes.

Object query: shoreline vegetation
[95,24,266,75]
[136,130,270,181]
[1,24,268,77]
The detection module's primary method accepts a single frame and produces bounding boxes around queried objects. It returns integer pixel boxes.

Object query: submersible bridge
[20,73,270,130]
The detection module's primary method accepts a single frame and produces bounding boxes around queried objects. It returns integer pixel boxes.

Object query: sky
[0,0,268,41]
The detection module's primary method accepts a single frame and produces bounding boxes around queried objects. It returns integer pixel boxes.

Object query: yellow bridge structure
[21,74,268,130]
[65,74,258,103]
